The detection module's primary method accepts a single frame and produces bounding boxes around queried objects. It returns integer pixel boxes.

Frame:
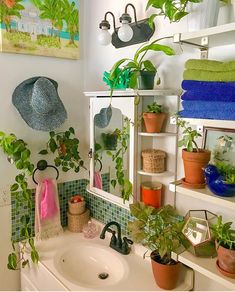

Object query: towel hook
[32,160,59,185]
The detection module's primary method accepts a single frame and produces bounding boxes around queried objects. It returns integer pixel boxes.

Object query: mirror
[89,97,135,207]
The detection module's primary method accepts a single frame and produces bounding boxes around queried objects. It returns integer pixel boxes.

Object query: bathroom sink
[54,242,129,288]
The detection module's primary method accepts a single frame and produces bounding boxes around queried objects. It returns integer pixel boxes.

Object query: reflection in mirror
[93,107,132,202]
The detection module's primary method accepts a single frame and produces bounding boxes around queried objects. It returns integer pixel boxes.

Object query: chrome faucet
[100,221,133,255]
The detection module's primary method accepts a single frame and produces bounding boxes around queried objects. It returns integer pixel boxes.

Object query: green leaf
[62,166,70,172]
[148,14,157,29]
[49,139,57,153]
[111,179,117,189]
[141,60,156,72]
[21,149,30,161]
[69,127,75,134]
[7,253,17,270]
[49,131,55,138]
[31,250,39,264]
[109,58,130,79]
[10,183,19,192]
[38,149,48,155]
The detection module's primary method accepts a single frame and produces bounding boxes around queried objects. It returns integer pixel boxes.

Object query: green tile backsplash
[11,176,132,242]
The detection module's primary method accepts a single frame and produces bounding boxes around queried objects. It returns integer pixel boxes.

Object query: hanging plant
[39,127,86,173]
[0,131,39,270]
[106,118,133,202]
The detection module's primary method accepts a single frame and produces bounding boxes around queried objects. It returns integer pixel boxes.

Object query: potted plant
[128,202,186,290]
[175,116,211,188]
[109,38,175,90]
[143,102,166,133]
[39,127,86,173]
[211,215,235,278]
[101,130,118,150]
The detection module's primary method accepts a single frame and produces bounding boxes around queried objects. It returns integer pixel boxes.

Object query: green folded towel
[183,69,235,82]
[185,59,235,72]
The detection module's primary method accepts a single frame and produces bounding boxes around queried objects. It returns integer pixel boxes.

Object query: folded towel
[93,171,103,189]
[35,179,63,240]
[181,91,235,102]
[183,69,235,82]
[179,109,235,120]
[182,80,235,92]
[185,59,235,72]
[182,100,235,112]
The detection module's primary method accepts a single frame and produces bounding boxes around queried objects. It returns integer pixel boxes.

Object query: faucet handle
[107,228,117,245]
[122,237,133,254]
[123,237,133,245]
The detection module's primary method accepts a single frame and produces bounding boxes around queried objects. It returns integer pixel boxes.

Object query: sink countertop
[34,220,192,291]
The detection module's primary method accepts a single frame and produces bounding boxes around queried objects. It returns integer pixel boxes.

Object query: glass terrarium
[182,210,217,257]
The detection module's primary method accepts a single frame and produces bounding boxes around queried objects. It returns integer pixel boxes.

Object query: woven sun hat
[94,105,112,128]
[12,76,67,131]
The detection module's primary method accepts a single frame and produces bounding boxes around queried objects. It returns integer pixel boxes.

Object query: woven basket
[67,209,90,233]
[142,149,166,173]
[68,198,85,215]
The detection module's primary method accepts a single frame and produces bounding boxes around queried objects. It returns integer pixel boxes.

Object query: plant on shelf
[108,38,175,91]
[175,115,211,188]
[39,127,86,173]
[128,202,186,290]
[211,215,235,278]
[106,118,132,202]
[143,101,166,133]
[0,131,39,270]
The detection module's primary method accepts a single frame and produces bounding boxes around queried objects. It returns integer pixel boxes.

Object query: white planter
[187,0,220,32]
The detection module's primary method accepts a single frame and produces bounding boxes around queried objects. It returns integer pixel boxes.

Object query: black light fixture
[98,3,155,48]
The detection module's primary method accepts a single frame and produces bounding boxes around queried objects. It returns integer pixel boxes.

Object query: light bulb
[118,21,133,42]
[98,28,111,46]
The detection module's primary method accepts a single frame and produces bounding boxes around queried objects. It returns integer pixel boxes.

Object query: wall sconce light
[98,3,155,48]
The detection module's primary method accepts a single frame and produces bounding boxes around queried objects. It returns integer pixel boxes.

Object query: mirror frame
[89,97,136,209]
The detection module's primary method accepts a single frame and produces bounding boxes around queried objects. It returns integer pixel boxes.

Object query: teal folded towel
[185,59,235,72]
[183,69,235,82]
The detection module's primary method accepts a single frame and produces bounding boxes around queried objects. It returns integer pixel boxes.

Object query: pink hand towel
[35,179,63,240]
[93,171,103,189]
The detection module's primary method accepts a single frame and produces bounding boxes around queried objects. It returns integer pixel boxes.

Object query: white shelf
[138,132,177,137]
[138,170,174,177]
[172,251,235,290]
[174,22,235,48]
[183,118,235,130]
[169,181,235,211]
[84,89,182,97]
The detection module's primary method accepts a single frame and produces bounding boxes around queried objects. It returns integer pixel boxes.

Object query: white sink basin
[54,242,129,288]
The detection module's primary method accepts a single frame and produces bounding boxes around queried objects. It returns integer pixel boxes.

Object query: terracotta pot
[182,149,211,185]
[143,112,166,133]
[141,182,162,209]
[217,244,235,275]
[151,253,181,290]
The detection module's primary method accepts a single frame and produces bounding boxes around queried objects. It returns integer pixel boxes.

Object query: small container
[82,221,100,239]
[141,182,162,209]
[68,195,85,215]
[142,149,166,173]
[67,209,90,233]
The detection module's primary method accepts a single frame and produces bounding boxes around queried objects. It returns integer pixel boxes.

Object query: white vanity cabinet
[85,89,181,207]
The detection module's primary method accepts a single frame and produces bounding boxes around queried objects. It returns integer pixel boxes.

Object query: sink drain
[98,272,109,280]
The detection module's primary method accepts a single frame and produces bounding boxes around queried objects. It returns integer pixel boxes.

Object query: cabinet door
[89,97,136,208]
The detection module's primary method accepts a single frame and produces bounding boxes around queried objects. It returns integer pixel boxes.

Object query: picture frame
[202,127,235,165]
[0,0,79,60]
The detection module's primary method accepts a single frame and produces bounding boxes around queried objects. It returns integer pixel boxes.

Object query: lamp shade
[98,28,111,46]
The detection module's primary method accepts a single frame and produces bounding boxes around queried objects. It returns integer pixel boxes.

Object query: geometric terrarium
[182,210,218,257]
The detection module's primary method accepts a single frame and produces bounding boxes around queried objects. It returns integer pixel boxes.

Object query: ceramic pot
[137,71,156,90]
[143,112,166,133]
[151,252,181,290]
[182,149,211,186]
[217,244,235,277]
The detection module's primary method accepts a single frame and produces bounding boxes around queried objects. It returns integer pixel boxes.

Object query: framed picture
[0,0,79,59]
[202,127,235,165]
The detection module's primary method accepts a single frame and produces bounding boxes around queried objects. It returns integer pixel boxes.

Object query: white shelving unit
[138,170,175,177]
[138,132,177,137]
[172,251,235,291]
[169,181,235,211]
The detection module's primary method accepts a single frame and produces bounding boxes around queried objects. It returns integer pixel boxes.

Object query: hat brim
[12,77,67,131]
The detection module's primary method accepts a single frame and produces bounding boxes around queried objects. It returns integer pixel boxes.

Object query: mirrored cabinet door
[89,97,136,208]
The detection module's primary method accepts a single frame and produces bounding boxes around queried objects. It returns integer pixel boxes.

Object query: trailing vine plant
[0,131,39,270]
[106,118,133,202]
[39,127,86,173]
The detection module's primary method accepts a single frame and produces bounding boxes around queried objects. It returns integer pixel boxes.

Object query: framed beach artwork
[0,0,79,59]
[202,127,235,165]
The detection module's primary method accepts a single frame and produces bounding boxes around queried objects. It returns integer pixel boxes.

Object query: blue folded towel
[179,109,235,120]
[182,80,235,91]
[182,101,235,112]
[181,90,235,102]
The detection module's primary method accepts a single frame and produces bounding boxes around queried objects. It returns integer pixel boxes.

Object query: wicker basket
[67,209,90,233]
[142,149,166,173]
[68,197,85,215]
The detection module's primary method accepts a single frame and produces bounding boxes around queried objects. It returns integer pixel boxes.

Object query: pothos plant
[0,131,39,270]
[106,118,133,202]
[39,127,86,173]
